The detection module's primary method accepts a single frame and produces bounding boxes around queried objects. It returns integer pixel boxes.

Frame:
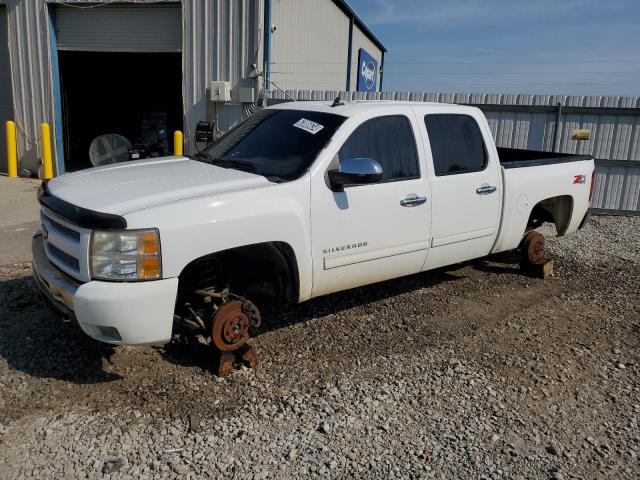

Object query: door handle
[476,185,497,195]
[400,194,427,207]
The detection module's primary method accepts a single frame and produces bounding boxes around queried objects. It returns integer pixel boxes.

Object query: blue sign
[357,48,378,92]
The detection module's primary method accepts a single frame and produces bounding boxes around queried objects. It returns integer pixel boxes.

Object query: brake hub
[522,231,546,264]
[242,299,261,331]
[211,301,250,351]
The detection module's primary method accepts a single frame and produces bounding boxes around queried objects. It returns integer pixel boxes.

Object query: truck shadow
[256,251,521,333]
[0,251,522,382]
[162,267,467,367]
[162,251,523,371]
[0,275,122,384]
[470,250,522,275]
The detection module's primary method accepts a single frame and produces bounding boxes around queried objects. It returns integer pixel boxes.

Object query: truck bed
[498,147,593,169]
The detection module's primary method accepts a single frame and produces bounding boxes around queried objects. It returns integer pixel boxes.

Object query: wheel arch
[526,195,574,236]
[177,241,300,304]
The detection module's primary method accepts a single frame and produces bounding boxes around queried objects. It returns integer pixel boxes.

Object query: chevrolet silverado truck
[33,101,595,354]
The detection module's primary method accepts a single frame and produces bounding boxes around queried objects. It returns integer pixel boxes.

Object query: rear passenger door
[416,111,502,269]
[310,112,431,297]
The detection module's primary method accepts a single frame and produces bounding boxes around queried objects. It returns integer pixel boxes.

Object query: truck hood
[46,156,272,215]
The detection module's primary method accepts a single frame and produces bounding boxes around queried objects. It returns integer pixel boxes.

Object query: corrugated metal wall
[6,0,55,175]
[349,25,383,92]
[4,0,261,173]
[5,0,387,175]
[270,0,349,91]
[183,0,262,149]
[427,93,640,214]
[267,90,640,214]
[55,3,182,52]
[0,4,14,174]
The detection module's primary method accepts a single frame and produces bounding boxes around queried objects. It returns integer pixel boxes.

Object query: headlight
[90,229,161,281]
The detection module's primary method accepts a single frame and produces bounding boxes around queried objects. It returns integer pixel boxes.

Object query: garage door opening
[58,51,183,171]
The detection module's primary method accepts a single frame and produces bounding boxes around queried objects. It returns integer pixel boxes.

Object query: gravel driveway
[0,215,638,479]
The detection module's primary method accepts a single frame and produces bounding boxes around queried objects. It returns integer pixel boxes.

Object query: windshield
[200,109,346,181]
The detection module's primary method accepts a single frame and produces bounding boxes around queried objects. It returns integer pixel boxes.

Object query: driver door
[310,112,431,297]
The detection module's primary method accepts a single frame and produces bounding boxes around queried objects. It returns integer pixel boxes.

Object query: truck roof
[269,100,478,117]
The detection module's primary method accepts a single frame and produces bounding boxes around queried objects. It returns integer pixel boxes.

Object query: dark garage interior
[58,51,183,171]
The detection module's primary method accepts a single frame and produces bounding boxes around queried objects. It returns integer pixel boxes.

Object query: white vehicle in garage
[32,101,595,356]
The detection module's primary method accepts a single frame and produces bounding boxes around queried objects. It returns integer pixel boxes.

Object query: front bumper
[32,234,179,345]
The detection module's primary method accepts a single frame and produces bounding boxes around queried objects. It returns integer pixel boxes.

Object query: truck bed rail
[498,147,593,169]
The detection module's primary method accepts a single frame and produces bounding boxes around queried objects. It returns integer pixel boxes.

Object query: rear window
[424,114,487,176]
[203,109,346,181]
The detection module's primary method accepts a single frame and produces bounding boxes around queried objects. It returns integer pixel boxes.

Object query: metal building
[269,0,385,91]
[0,4,12,172]
[0,0,384,176]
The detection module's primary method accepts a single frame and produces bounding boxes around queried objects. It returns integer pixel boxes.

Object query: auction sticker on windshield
[293,118,324,135]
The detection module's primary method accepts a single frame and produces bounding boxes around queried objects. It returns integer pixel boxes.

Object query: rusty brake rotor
[211,301,250,351]
[242,299,261,330]
[522,231,546,264]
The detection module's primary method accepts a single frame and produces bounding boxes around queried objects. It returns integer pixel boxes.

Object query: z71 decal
[573,175,586,184]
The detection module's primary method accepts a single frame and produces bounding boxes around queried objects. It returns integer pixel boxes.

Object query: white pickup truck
[33,101,595,353]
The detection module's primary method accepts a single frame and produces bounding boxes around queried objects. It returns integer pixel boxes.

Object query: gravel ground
[0,215,639,479]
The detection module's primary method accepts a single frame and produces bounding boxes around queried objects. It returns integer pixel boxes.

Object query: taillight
[589,170,596,202]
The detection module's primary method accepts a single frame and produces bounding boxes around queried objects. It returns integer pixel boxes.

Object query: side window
[338,115,420,182]
[424,114,487,176]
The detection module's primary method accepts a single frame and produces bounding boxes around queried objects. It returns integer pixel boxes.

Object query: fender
[123,175,313,302]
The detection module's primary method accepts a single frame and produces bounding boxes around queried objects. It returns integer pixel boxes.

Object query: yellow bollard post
[40,123,53,180]
[6,121,17,177]
[173,130,183,156]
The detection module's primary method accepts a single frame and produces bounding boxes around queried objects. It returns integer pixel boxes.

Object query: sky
[347,0,640,96]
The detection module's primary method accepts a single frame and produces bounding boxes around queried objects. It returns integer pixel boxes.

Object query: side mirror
[328,158,383,192]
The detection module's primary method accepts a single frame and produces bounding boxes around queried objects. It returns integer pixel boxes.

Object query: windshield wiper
[189,152,210,162]
[211,159,260,175]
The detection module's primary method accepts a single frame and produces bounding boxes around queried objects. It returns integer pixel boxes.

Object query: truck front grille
[46,216,81,242]
[46,243,81,272]
[40,209,92,282]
